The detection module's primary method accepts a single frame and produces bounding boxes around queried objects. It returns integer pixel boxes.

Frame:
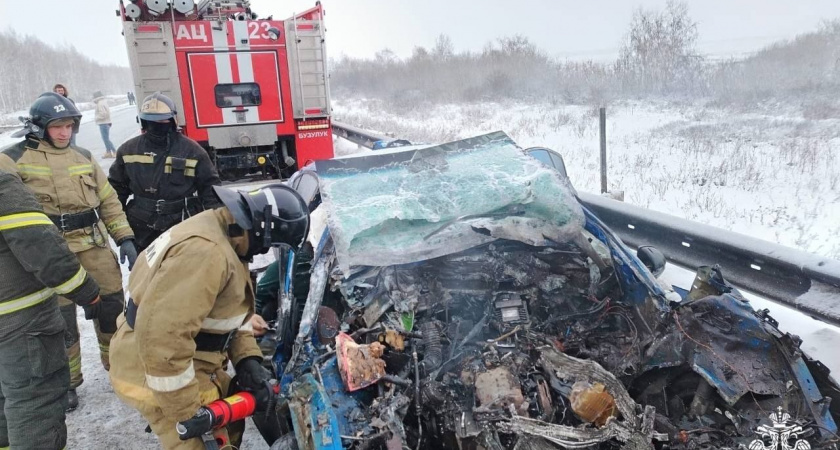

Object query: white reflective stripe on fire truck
[232,21,260,124]
[210,21,260,125]
[211,22,228,51]
[233,21,249,51]
[211,22,238,126]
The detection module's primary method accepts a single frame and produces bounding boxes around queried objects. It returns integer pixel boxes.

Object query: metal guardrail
[579,193,840,326]
[332,121,390,148]
[331,121,840,327]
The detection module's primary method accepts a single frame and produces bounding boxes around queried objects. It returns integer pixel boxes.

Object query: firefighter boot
[66,389,79,412]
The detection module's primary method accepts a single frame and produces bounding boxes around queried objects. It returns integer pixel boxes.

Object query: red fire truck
[118,0,333,180]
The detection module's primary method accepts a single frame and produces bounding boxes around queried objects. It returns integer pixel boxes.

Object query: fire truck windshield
[214,83,262,108]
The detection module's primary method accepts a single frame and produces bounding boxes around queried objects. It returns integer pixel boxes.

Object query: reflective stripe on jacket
[0,170,100,314]
[0,137,134,252]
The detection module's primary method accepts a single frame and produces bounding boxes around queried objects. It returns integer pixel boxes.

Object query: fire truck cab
[119,0,333,180]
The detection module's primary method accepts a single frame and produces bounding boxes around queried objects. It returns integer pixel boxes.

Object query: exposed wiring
[673,311,765,414]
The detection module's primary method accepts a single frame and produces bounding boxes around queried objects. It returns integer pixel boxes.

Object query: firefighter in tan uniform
[0,92,138,410]
[109,184,310,449]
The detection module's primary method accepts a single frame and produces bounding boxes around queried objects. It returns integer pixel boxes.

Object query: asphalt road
[76,104,140,173]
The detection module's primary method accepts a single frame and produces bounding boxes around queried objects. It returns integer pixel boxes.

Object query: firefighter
[0,167,107,450]
[109,92,222,252]
[0,92,137,411]
[108,184,309,449]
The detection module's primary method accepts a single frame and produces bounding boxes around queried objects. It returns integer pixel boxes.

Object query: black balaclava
[143,119,176,147]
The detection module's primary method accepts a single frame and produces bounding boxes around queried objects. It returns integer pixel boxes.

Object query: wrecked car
[258,131,840,450]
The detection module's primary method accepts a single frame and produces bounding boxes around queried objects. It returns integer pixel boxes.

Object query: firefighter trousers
[116,364,243,450]
[0,298,70,450]
[58,245,125,389]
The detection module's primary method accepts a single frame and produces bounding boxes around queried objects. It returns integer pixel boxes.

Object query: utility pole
[599,107,607,194]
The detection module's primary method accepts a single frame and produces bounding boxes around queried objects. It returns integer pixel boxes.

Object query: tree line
[0,30,133,114]
[330,1,840,113]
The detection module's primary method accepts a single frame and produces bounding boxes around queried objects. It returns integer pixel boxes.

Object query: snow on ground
[333,98,840,260]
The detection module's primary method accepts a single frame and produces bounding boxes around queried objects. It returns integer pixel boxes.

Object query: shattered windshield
[314,131,585,272]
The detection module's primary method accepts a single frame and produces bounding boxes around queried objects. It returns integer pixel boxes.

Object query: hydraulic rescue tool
[176,382,279,449]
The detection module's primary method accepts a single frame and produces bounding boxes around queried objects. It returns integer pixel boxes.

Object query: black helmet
[213,184,310,256]
[13,92,82,139]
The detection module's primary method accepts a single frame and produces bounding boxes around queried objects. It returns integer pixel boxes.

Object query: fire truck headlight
[267,27,281,41]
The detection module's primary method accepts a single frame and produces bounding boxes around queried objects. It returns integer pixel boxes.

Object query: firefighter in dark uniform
[109,92,222,251]
[0,168,107,450]
[0,93,136,412]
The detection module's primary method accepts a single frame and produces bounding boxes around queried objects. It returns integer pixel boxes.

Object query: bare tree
[432,34,455,60]
[616,1,705,94]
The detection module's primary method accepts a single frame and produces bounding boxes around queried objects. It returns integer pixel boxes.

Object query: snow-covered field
[333,98,840,260]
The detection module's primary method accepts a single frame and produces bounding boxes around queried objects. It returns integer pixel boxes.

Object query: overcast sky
[1,1,838,66]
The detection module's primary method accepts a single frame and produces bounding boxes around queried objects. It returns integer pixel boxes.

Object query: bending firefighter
[0,93,137,411]
[0,168,102,450]
[109,185,310,449]
[109,92,221,252]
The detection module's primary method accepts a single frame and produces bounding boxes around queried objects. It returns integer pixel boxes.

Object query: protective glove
[119,238,138,270]
[235,357,273,410]
[81,295,102,320]
[82,296,124,333]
